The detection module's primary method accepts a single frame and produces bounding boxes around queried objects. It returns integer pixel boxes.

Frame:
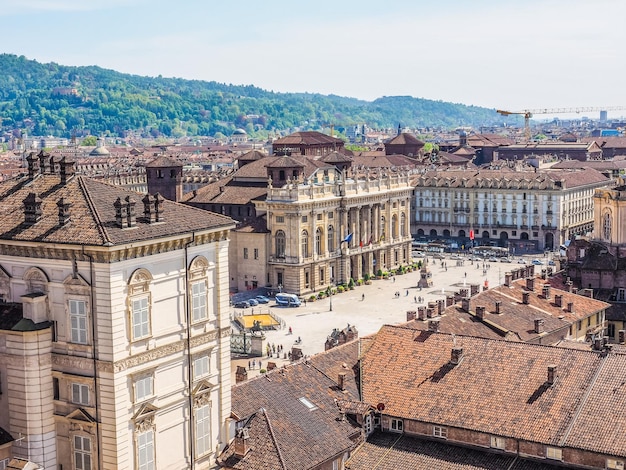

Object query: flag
[360,240,363,248]
[469,229,474,240]
[343,233,353,243]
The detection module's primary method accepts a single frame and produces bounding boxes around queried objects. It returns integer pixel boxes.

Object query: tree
[80,135,97,146]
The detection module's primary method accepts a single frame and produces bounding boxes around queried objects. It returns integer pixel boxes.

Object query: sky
[3,0,626,119]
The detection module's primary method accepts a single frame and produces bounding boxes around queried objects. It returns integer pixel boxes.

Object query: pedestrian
[406,290,409,296]
[393,276,396,283]
[304,298,307,306]
[362,293,365,301]
[289,326,292,335]
[248,360,251,369]
[414,296,417,303]
[253,359,256,369]
[259,360,262,369]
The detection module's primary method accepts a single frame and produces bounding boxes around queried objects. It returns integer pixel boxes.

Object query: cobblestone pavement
[231,256,539,382]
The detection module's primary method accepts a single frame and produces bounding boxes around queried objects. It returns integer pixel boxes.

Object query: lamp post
[329,278,334,312]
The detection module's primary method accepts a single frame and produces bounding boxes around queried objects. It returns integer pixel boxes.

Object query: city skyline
[3,0,626,118]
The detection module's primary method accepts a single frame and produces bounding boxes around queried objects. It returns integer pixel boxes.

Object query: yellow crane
[496,107,626,140]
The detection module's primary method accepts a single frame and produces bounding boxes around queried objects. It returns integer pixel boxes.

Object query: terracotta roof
[361,326,605,446]
[145,155,182,167]
[0,174,234,246]
[319,151,353,164]
[272,131,343,146]
[264,156,305,169]
[352,154,420,168]
[238,150,268,162]
[385,133,425,146]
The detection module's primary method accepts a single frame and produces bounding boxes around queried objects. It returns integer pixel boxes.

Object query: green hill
[0,54,507,139]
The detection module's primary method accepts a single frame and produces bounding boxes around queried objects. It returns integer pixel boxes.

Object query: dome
[233,128,247,135]
[89,146,110,156]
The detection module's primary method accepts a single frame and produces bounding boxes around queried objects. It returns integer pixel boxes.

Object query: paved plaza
[231,255,540,381]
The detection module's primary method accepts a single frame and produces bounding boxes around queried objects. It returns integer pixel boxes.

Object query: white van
[275,293,301,307]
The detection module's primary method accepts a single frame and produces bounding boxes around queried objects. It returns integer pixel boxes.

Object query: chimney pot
[522,292,530,304]
[495,301,501,314]
[461,297,471,313]
[450,347,463,365]
[338,372,346,391]
[504,273,512,286]
[476,305,486,320]
[554,294,563,307]
[428,319,440,332]
[547,365,557,385]
[542,285,551,300]
[534,318,544,334]
[526,277,535,291]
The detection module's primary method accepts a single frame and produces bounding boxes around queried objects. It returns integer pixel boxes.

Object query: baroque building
[411,166,610,252]
[0,155,235,469]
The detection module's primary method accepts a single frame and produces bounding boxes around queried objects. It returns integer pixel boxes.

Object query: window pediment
[66,407,96,423]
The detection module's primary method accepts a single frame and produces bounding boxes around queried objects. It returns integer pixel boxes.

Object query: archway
[430,229,438,237]
[545,232,554,250]
[417,229,424,236]
[443,229,451,237]
[482,231,490,239]
[458,230,466,238]
[521,232,529,240]
[499,231,508,247]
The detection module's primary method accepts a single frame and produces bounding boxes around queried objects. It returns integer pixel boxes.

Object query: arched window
[603,212,612,241]
[392,215,398,239]
[315,227,323,255]
[327,225,335,252]
[275,230,286,258]
[380,216,386,241]
[301,230,309,258]
[401,213,406,237]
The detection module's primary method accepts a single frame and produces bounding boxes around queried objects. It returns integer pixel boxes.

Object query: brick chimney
[504,273,512,286]
[450,347,464,365]
[26,152,39,179]
[338,372,346,391]
[406,311,417,321]
[461,298,471,313]
[547,365,557,385]
[235,366,248,384]
[114,197,128,228]
[125,195,136,227]
[476,305,486,320]
[526,277,535,291]
[541,269,547,280]
[495,301,501,314]
[542,285,551,300]
[59,157,75,184]
[534,318,544,334]
[554,294,563,307]
[234,427,251,459]
[57,198,71,226]
[23,192,43,225]
[619,330,625,344]
[522,292,530,304]
[428,319,440,332]
[417,307,427,321]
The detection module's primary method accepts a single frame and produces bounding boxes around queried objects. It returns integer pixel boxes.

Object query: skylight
[299,397,318,411]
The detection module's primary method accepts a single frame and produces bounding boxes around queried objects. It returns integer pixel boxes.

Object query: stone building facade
[0,157,235,469]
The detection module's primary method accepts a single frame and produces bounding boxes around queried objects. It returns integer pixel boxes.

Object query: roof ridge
[76,176,111,245]
[261,408,288,470]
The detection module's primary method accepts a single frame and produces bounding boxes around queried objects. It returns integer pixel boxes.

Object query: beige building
[412,166,610,252]
[0,155,235,469]
[594,178,626,245]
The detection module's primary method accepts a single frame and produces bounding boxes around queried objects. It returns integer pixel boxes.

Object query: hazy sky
[4,0,626,118]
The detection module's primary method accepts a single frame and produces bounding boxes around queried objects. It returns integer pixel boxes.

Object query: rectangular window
[0,459,8,470]
[192,282,207,322]
[390,418,403,432]
[70,299,88,344]
[302,216,308,223]
[433,426,448,438]
[53,377,59,400]
[490,436,505,449]
[254,248,259,260]
[243,248,248,259]
[328,212,333,219]
[132,297,150,340]
[317,214,322,220]
[72,383,90,405]
[74,435,92,470]
[194,356,210,379]
[608,458,625,469]
[196,404,212,457]
[135,375,153,402]
[137,430,155,470]
[546,447,562,460]
[276,216,284,223]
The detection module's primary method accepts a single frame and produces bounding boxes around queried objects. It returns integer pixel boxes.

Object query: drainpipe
[82,246,102,469]
[184,233,196,469]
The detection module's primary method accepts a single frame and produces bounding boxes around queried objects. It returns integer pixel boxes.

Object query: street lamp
[329,278,334,312]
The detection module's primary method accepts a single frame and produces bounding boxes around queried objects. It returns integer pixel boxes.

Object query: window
[254,248,259,260]
[137,430,155,470]
[243,247,248,259]
[72,383,90,405]
[132,297,150,340]
[491,436,505,449]
[191,281,207,322]
[135,375,153,402]
[327,225,335,252]
[53,377,59,400]
[74,435,92,470]
[390,418,403,432]
[196,404,212,457]
[301,230,309,258]
[276,215,284,223]
[607,458,625,469]
[275,231,286,258]
[194,356,210,379]
[433,426,447,438]
[302,215,308,223]
[315,227,322,255]
[0,458,8,470]
[299,396,318,411]
[546,447,562,460]
[70,299,88,344]
[317,213,322,221]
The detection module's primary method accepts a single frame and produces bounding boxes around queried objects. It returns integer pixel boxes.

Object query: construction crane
[496,107,626,140]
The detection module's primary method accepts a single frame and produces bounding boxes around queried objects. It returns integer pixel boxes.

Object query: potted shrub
[348,278,355,290]
[337,285,345,293]
[357,279,364,286]
[364,273,371,282]
[308,294,317,302]
[376,269,384,279]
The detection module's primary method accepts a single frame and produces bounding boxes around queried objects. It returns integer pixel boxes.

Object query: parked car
[548,260,556,266]
[247,298,259,306]
[255,295,270,304]
[450,254,462,260]
[488,257,498,262]
[234,300,250,308]
[517,258,527,264]
[431,253,445,259]
[500,257,512,263]
[532,259,544,265]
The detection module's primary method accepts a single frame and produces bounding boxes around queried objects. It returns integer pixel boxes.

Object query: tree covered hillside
[0,54,506,139]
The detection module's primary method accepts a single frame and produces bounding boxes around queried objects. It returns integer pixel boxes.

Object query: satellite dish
[377,403,385,411]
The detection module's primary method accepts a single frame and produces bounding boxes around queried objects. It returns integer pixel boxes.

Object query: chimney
[338,372,346,391]
[406,311,417,321]
[495,301,502,314]
[38,150,49,174]
[547,365,557,385]
[26,152,39,179]
[428,319,440,332]
[619,330,625,344]
[143,194,156,223]
[541,269,547,280]
[450,347,464,365]
[504,273,512,286]
[522,292,530,304]
[437,299,445,315]
[534,318,544,334]
[235,365,248,384]
[153,193,164,222]
[417,307,427,321]
[566,281,573,293]
[23,192,43,225]
[526,277,535,291]
[59,157,75,184]
[21,292,48,324]
[554,294,563,307]
[57,198,71,226]
[542,285,551,300]
[446,295,454,307]
[233,427,251,459]
[566,302,574,313]
[114,198,128,228]
[593,336,603,351]
[461,298,471,313]
[475,305,486,320]
[125,195,136,227]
